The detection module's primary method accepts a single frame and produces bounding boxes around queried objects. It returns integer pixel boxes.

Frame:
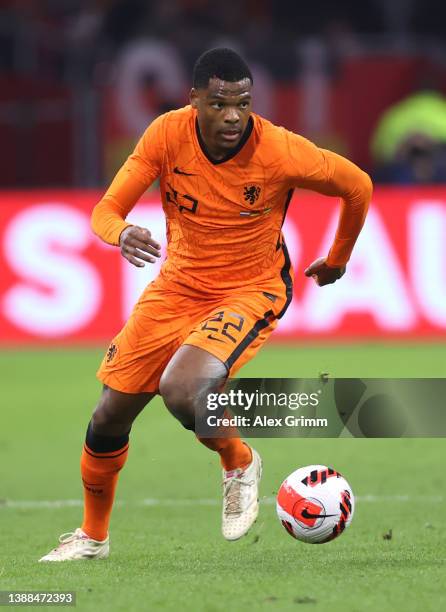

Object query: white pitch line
[2,500,84,508]
[0,495,444,509]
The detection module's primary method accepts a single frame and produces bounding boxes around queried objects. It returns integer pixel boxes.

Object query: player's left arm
[288,135,373,286]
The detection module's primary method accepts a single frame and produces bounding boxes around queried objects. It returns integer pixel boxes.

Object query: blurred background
[3,0,446,186]
[1,0,446,348]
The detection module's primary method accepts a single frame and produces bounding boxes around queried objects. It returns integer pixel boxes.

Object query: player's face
[190,77,252,159]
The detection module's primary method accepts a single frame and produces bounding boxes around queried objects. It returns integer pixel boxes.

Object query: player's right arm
[91,114,166,267]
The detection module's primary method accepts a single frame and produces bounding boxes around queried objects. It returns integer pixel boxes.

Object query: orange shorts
[97,277,291,394]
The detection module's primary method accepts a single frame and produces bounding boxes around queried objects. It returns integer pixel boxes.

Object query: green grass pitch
[1,344,445,611]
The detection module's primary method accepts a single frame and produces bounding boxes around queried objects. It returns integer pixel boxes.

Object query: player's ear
[190,88,198,109]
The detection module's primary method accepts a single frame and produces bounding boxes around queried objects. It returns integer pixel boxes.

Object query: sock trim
[83,443,129,459]
[85,422,130,453]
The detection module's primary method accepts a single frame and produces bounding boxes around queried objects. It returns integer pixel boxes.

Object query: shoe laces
[223,472,255,515]
[57,530,85,547]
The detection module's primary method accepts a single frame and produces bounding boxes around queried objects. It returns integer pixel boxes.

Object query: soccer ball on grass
[276,464,354,543]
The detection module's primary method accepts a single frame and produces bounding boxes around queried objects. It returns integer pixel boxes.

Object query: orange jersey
[91,106,372,296]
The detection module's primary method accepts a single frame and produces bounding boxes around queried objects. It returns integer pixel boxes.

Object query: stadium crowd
[1,0,446,186]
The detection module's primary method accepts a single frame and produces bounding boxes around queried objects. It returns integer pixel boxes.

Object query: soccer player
[40,48,372,561]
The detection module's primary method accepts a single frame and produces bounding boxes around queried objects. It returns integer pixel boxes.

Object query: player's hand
[119,226,161,268]
[304,257,346,286]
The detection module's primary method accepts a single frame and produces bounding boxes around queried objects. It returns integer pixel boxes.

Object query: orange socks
[198,436,252,471]
[80,425,129,541]
[79,419,251,540]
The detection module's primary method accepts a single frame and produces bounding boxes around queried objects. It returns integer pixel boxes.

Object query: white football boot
[222,447,262,541]
[39,528,109,562]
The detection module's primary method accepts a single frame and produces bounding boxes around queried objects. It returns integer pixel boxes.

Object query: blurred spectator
[371,91,446,184]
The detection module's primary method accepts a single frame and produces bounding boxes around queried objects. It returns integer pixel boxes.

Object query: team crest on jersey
[106,343,118,363]
[243,184,261,205]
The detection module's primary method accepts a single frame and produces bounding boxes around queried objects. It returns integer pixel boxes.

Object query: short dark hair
[192,48,253,89]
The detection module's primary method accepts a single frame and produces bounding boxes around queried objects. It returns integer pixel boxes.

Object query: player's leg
[73,280,201,553]
[39,281,187,562]
[39,387,154,562]
[159,344,260,541]
[160,290,286,541]
[80,386,154,542]
[159,345,252,469]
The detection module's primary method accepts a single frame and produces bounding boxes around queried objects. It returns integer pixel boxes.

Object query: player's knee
[91,395,128,435]
[91,406,115,434]
[159,375,197,429]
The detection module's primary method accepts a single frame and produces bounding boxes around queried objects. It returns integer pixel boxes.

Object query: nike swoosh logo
[173,167,196,176]
[301,509,337,519]
[207,334,225,343]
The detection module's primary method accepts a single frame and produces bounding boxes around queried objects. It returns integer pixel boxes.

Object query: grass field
[1,344,445,612]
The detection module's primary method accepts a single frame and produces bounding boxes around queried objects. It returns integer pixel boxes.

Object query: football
[276,465,355,543]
